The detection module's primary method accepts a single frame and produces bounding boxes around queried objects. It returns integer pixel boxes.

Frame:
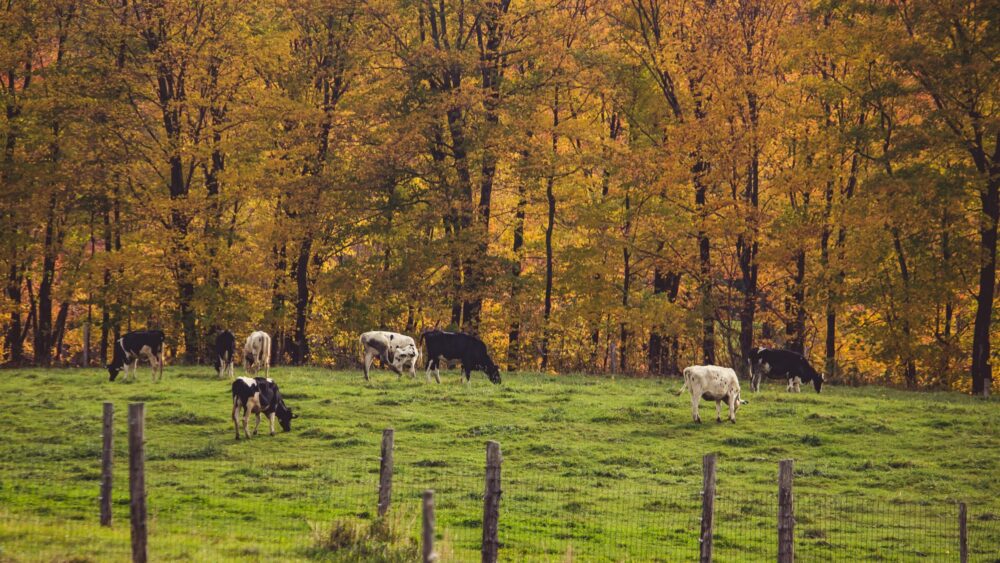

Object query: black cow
[748,347,824,393]
[108,330,165,382]
[231,376,297,440]
[213,330,237,379]
[420,329,501,384]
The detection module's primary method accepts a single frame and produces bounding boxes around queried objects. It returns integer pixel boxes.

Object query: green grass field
[0,367,998,562]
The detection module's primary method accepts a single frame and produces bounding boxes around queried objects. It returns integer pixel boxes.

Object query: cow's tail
[676,367,692,396]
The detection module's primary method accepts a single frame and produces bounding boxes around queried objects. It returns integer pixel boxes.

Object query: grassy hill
[0,367,997,561]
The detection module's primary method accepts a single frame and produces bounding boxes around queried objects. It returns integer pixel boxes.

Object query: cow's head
[244,352,255,368]
[274,400,298,432]
[737,391,748,408]
[813,373,825,393]
[485,363,502,385]
[107,363,122,381]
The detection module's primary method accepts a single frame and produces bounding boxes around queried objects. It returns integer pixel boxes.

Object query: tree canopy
[1,0,997,393]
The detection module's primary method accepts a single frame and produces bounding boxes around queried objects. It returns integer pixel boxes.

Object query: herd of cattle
[104,327,825,436]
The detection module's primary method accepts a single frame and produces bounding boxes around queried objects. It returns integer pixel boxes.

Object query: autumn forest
[0,0,996,393]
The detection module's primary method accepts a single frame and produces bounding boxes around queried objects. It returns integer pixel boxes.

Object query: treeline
[0,0,996,393]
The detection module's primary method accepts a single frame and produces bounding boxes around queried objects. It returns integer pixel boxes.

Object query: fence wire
[1,445,998,561]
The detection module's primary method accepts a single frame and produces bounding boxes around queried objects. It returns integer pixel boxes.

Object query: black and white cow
[748,347,824,393]
[244,331,271,378]
[231,376,297,440]
[359,331,421,381]
[108,330,165,382]
[213,330,236,379]
[420,329,501,384]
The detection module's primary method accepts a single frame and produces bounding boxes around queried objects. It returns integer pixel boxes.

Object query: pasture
[0,367,998,561]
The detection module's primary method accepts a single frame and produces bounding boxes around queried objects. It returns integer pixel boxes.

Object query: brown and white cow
[244,331,271,378]
[359,330,420,381]
[677,365,747,423]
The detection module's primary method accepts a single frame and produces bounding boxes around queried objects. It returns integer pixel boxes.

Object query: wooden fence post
[959,501,968,563]
[482,440,502,563]
[128,403,147,563]
[777,459,794,563]
[100,402,113,527]
[378,429,394,517]
[423,490,436,562]
[700,453,717,562]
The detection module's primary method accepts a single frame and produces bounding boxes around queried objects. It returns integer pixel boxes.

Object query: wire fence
[1,425,999,561]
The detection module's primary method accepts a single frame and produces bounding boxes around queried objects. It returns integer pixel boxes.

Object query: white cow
[677,365,747,423]
[359,330,420,381]
[244,331,272,378]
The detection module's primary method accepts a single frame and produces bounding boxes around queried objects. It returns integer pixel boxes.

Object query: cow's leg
[233,401,241,440]
[691,394,701,423]
[728,396,737,423]
[243,408,253,439]
[363,350,374,381]
[751,373,761,392]
[715,400,722,423]
[410,360,417,379]
[145,350,158,382]
[787,378,795,392]
[268,412,276,436]
[131,358,139,382]
[264,359,269,379]
[426,357,442,384]
[252,411,261,435]
[793,377,802,392]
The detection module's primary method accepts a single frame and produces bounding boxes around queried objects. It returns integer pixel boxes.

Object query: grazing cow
[213,330,236,379]
[420,329,501,384]
[108,330,165,382]
[748,347,824,393]
[359,331,421,381]
[231,376,297,440]
[677,365,747,423]
[244,331,272,377]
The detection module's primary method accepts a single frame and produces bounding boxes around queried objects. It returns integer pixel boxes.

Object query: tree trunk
[465,0,510,332]
[270,235,288,364]
[648,269,680,374]
[737,137,760,378]
[292,237,312,364]
[971,173,998,396]
[695,162,714,364]
[507,151,528,371]
[4,260,23,364]
[446,106,475,329]
[784,248,806,355]
[35,193,59,366]
[541,93,558,370]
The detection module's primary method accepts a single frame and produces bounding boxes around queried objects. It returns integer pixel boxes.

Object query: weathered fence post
[482,440,502,563]
[100,402,113,527]
[959,501,968,563]
[378,429,394,517]
[778,459,794,563]
[700,453,717,562]
[423,490,436,562]
[128,403,147,563]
